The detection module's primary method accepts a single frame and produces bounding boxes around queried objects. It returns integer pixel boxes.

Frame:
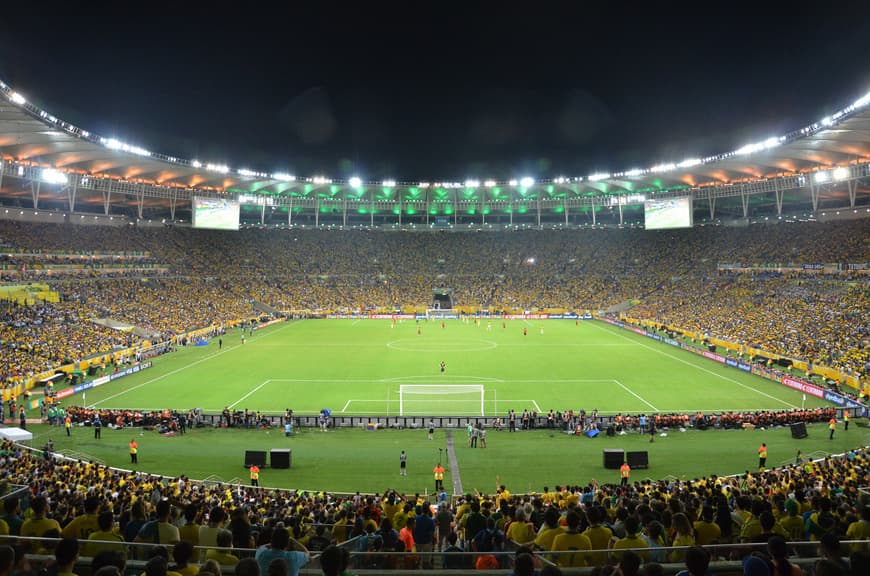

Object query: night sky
[1,2,869,181]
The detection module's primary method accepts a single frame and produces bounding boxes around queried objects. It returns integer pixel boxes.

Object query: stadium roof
[0,77,868,208]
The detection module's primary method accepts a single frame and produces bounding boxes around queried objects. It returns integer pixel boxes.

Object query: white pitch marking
[614,379,659,411]
[89,320,301,407]
[229,379,271,409]
[588,322,797,408]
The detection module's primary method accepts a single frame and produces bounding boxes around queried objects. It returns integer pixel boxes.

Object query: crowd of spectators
[1,436,869,574]
[0,218,866,389]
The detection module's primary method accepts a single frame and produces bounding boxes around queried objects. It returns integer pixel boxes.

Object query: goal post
[399,384,485,416]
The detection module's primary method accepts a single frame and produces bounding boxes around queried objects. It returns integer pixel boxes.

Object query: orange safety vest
[434,466,444,480]
[620,464,630,478]
[129,441,138,454]
[250,466,260,480]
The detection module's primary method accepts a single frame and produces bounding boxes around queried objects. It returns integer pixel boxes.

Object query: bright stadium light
[382,179,396,187]
[832,166,849,181]
[677,158,702,168]
[520,177,534,188]
[650,163,676,173]
[763,137,780,149]
[273,173,295,181]
[41,168,68,184]
[588,173,610,182]
[464,179,480,188]
[484,180,497,188]
[349,176,362,188]
[854,92,870,108]
[191,160,202,168]
[814,171,830,183]
[508,179,519,187]
[624,168,644,177]
[821,116,833,127]
[9,92,25,105]
[418,182,430,188]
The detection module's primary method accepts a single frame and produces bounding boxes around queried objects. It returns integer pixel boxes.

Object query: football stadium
[1,10,870,575]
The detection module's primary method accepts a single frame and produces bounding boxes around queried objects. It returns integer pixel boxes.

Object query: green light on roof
[518,206,528,214]
[492,187,502,196]
[358,208,368,214]
[429,208,438,215]
[303,184,314,194]
[435,188,446,197]
[444,207,453,215]
[330,185,340,195]
[547,185,554,194]
[554,206,564,213]
[467,208,476,215]
[408,187,419,195]
[392,207,401,215]
[482,208,490,215]
[406,208,416,215]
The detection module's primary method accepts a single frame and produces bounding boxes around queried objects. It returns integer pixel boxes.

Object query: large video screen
[192,196,240,230]
[644,197,693,230]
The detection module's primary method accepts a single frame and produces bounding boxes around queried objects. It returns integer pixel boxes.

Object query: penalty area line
[614,379,658,411]
[589,322,798,409]
[229,380,271,409]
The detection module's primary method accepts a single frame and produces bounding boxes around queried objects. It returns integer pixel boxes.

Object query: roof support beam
[136,186,145,220]
[847,179,856,208]
[30,179,40,210]
[809,182,820,212]
[67,178,77,213]
[774,180,783,216]
[169,188,177,221]
[102,180,112,215]
[618,200,624,225]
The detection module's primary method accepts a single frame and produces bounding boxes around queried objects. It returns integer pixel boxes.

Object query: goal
[399,384,485,416]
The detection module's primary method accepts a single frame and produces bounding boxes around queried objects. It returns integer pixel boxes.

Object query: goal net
[399,384,485,416]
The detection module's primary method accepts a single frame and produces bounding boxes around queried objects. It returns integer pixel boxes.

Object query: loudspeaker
[790,422,808,439]
[603,449,625,469]
[627,451,649,469]
[587,429,599,438]
[244,450,267,468]
[270,449,291,469]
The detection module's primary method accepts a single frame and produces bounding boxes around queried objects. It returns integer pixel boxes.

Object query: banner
[701,350,726,364]
[781,376,824,398]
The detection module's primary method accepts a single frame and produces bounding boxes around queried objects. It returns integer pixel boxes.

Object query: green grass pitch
[30,319,867,494]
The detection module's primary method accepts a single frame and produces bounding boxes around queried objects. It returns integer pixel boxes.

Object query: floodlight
[821,116,833,127]
[191,160,202,168]
[520,177,534,188]
[813,171,829,183]
[9,92,25,105]
[624,168,644,177]
[650,163,676,173]
[677,158,702,168]
[273,173,295,181]
[382,179,396,187]
[832,166,849,181]
[484,180,497,187]
[464,179,480,188]
[42,169,68,184]
[588,173,610,182]
[349,177,362,188]
[509,179,518,186]
[854,92,870,108]
[418,182,430,188]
